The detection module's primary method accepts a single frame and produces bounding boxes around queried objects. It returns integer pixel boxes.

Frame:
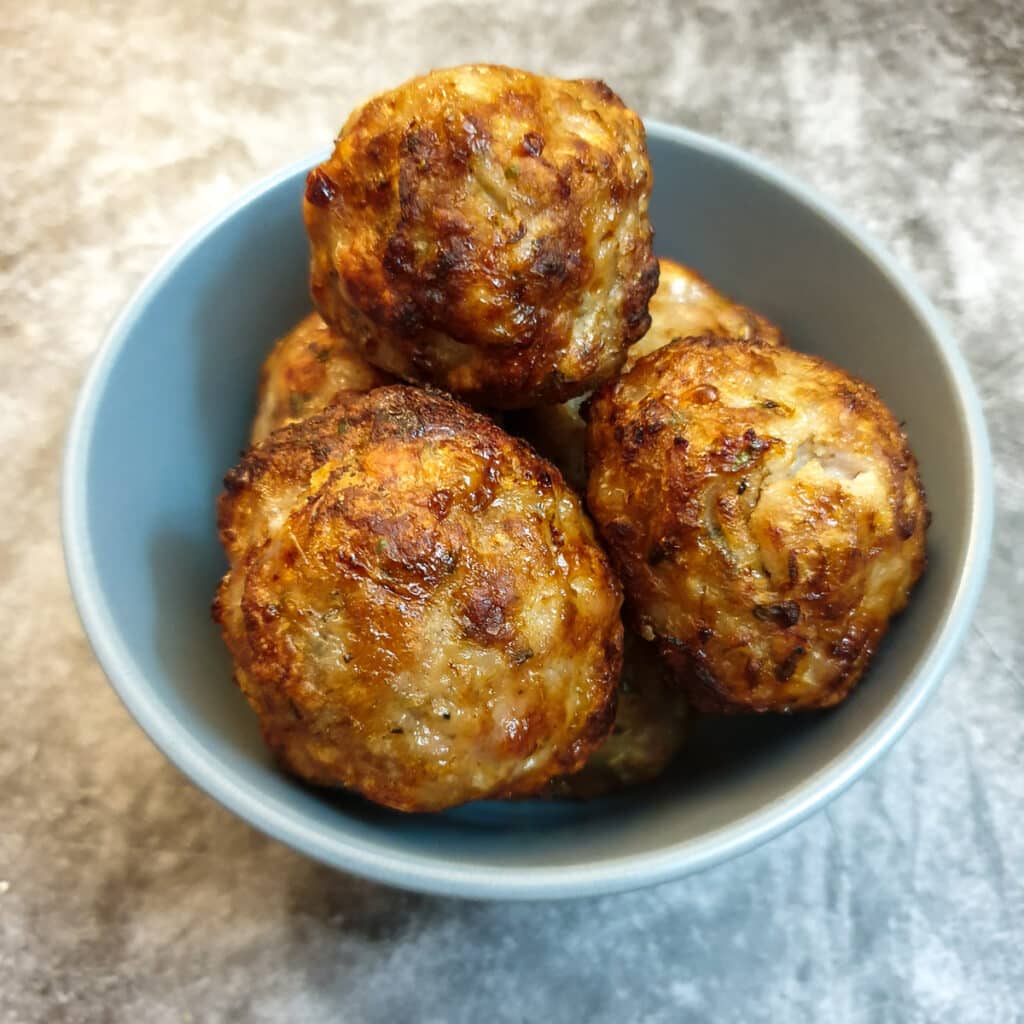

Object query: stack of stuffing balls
[212,65,929,813]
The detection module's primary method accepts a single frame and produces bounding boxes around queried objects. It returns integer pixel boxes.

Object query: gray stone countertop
[2,1,1021,1020]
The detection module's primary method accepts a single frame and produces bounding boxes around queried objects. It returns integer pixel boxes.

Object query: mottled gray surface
[2,1,1022,1021]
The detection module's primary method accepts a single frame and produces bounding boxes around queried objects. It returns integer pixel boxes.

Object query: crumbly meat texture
[516,258,783,490]
[544,631,690,798]
[214,385,623,811]
[586,336,928,713]
[250,313,393,443]
[304,64,658,409]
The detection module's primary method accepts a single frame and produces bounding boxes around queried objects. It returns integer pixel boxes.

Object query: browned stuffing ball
[586,336,928,713]
[515,258,785,491]
[214,385,623,812]
[249,312,393,443]
[304,64,658,409]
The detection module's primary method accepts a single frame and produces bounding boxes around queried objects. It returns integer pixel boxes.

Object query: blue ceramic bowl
[63,123,992,899]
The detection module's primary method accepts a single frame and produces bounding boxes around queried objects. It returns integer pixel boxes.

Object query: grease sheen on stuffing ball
[304,64,658,409]
[586,336,928,713]
[214,386,623,812]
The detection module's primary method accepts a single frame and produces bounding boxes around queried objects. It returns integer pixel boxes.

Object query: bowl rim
[62,120,993,900]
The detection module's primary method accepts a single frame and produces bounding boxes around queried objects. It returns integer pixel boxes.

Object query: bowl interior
[66,125,986,897]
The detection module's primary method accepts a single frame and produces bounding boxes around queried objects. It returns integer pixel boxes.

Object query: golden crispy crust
[304,64,657,409]
[214,385,623,811]
[250,313,393,443]
[544,632,690,798]
[586,336,928,713]
[515,258,784,490]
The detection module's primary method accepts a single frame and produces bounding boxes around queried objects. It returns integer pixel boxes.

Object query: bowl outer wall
[62,121,993,900]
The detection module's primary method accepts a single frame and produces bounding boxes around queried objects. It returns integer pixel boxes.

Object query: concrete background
[2,1,1022,1020]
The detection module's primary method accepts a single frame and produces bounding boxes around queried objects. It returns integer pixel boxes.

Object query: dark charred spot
[743,428,769,453]
[720,427,771,468]
[308,439,332,463]
[365,134,388,167]
[463,459,500,512]
[501,221,527,246]
[687,655,721,694]
[433,235,472,278]
[831,635,861,661]
[648,536,679,566]
[839,386,867,413]
[788,551,799,583]
[512,647,535,665]
[623,256,660,331]
[382,234,416,277]
[548,521,565,549]
[762,399,777,409]
[752,601,802,628]
[897,512,919,539]
[223,464,253,494]
[697,626,713,645]
[774,646,805,682]
[305,168,338,208]
[537,468,553,490]
[737,479,748,495]
[530,237,570,281]
[390,727,404,735]
[589,79,618,103]
[394,300,424,335]
[401,126,440,164]
[606,518,636,541]
[522,131,544,156]
[427,489,454,519]
[633,421,662,447]
[461,574,517,644]
[621,410,667,462]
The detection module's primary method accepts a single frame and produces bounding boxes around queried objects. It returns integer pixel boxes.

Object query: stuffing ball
[214,385,623,811]
[545,632,690,799]
[515,258,783,490]
[586,336,928,713]
[304,64,658,409]
[250,312,393,442]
